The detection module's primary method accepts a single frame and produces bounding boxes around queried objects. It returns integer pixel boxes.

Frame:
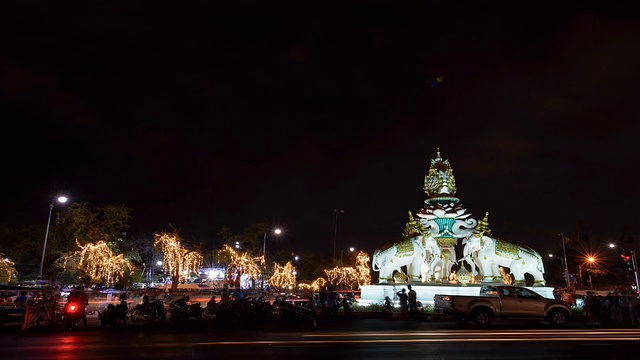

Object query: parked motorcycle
[61,301,86,331]
[98,300,128,328]
[169,297,203,322]
[131,297,166,322]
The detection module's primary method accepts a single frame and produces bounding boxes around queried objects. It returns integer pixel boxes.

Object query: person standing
[629,295,640,327]
[396,288,409,319]
[407,285,418,320]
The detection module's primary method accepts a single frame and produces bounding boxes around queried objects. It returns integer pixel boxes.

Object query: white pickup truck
[433,285,572,327]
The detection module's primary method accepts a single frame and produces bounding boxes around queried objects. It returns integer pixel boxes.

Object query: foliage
[54,240,134,286]
[354,303,384,313]
[58,202,132,246]
[323,251,372,289]
[297,277,327,292]
[355,251,372,286]
[217,223,269,255]
[0,254,18,284]
[124,233,160,280]
[269,261,296,291]
[154,230,203,289]
[0,224,44,279]
[217,244,262,287]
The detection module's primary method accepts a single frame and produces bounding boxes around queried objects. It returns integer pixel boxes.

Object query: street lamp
[341,246,355,267]
[579,257,596,286]
[39,195,68,280]
[261,228,282,291]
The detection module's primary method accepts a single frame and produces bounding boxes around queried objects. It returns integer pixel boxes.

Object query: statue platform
[358,283,555,307]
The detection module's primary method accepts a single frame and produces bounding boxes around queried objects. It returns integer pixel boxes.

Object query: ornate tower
[416,148,478,282]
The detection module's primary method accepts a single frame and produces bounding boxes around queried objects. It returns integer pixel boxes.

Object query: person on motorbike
[67,285,89,327]
[118,293,128,315]
[206,295,217,315]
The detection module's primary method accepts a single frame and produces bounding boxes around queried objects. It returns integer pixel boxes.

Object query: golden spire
[423,148,457,199]
[403,210,427,237]
[473,212,491,237]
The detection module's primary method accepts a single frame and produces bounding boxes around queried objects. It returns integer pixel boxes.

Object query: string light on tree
[58,240,134,286]
[269,261,296,291]
[154,232,203,287]
[217,244,262,287]
[354,251,372,286]
[0,255,17,284]
[297,277,327,292]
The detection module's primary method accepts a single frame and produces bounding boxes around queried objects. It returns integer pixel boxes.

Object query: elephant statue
[419,235,444,282]
[460,235,546,286]
[372,237,428,284]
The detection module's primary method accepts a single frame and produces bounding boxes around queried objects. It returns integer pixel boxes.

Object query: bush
[353,303,384,312]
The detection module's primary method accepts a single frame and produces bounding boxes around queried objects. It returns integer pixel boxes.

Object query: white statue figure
[420,235,444,282]
[460,235,546,286]
[371,236,429,284]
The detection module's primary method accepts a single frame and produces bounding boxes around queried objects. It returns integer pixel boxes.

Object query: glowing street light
[341,246,355,267]
[39,195,68,280]
[261,228,282,291]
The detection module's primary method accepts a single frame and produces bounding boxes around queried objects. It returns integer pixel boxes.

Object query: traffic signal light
[621,253,634,272]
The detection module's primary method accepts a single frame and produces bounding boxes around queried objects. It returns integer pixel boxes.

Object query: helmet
[75,285,84,291]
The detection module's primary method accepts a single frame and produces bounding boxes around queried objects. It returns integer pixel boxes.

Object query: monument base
[358,283,555,307]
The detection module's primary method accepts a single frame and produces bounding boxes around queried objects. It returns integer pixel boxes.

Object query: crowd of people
[583,290,640,328]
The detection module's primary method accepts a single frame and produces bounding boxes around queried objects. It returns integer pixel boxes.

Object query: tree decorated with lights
[298,277,327,292]
[325,266,358,289]
[56,240,134,286]
[0,254,17,284]
[269,261,296,291]
[216,244,262,288]
[354,251,372,286]
[154,231,203,290]
[322,251,372,289]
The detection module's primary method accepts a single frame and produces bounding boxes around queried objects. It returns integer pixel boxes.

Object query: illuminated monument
[359,149,553,306]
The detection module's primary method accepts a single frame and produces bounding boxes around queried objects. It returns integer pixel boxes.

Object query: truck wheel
[472,309,492,327]
[548,309,569,326]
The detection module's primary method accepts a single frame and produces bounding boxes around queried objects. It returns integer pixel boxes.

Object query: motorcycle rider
[118,293,129,318]
[66,285,89,327]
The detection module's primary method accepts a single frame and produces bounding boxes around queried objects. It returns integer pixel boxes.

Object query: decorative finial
[436,147,441,160]
[423,148,457,198]
[403,210,428,237]
[473,212,491,237]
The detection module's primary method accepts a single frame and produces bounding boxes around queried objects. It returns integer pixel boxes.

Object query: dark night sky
[2,1,640,259]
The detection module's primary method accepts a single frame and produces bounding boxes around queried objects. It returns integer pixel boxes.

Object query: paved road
[1,313,638,360]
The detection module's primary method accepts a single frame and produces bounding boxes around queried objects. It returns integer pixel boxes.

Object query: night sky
[2,2,640,259]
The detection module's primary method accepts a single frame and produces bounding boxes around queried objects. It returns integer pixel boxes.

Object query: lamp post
[39,195,68,280]
[332,209,345,265]
[340,247,355,267]
[558,233,571,289]
[261,228,281,292]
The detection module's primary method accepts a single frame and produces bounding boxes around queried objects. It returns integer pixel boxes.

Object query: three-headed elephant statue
[420,235,445,282]
[372,237,428,284]
[461,235,546,286]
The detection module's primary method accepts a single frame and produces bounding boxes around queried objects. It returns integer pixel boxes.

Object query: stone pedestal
[358,284,555,307]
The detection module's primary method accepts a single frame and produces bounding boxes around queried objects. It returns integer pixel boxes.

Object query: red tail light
[68,304,77,312]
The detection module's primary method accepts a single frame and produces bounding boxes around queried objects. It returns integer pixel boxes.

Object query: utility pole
[558,233,571,290]
[332,209,345,265]
[631,250,640,295]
